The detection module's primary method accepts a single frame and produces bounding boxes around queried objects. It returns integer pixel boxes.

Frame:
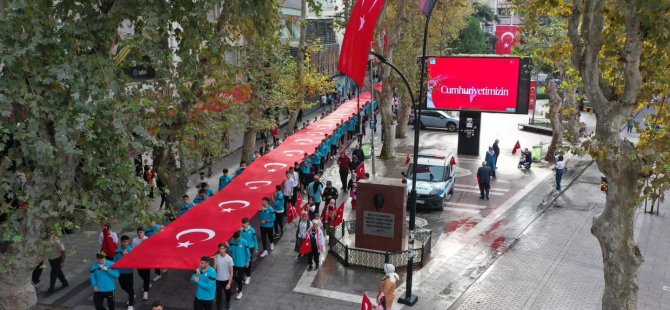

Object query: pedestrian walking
[353,145,365,167]
[218,169,232,191]
[322,181,338,205]
[156,173,167,210]
[627,114,635,133]
[114,236,135,310]
[214,242,234,310]
[305,219,325,271]
[307,176,324,214]
[485,147,497,178]
[321,199,338,246]
[294,211,312,257]
[477,161,493,200]
[240,217,257,284]
[273,185,285,237]
[193,188,208,205]
[45,233,69,294]
[283,170,297,210]
[132,227,151,300]
[191,256,217,310]
[337,152,351,191]
[99,223,118,261]
[555,155,565,191]
[377,264,400,310]
[492,139,500,168]
[258,197,276,258]
[229,232,250,301]
[90,252,120,310]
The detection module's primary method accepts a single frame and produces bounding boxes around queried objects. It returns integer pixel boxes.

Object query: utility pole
[369,58,376,177]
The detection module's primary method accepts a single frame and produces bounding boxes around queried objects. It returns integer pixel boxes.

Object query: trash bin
[361,143,372,159]
[532,145,543,162]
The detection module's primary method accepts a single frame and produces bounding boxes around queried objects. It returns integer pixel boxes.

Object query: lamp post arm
[368,51,416,106]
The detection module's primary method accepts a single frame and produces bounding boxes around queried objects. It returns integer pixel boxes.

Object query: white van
[403,150,457,210]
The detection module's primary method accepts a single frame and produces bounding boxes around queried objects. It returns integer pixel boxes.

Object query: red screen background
[426,57,521,112]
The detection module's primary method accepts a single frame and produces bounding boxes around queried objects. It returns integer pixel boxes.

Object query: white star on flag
[220,208,234,213]
[177,241,194,248]
[359,16,366,31]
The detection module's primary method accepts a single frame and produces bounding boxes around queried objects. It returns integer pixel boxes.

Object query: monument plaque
[355,177,407,252]
[363,211,395,238]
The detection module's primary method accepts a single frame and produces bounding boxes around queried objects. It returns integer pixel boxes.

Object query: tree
[450,3,497,55]
[513,13,582,162]
[373,0,471,144]
[518,0,670,308]
[0,2,150,308]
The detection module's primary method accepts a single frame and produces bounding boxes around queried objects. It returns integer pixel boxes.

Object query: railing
[329,220,432,271]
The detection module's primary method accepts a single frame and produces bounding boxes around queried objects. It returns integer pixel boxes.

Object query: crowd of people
[32,97,379,310]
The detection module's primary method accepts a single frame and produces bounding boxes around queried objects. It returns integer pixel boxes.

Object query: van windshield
[406,164,446,182]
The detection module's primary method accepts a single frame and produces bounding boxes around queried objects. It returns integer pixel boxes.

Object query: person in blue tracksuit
[258,197,276,258]
[218,168,232,191]
[191,256,217,310]
[273,185,285,237]
[240,217,258,284]
[311,148,322,175]
[114,236,135,309]
[229,231,250,300]
[181,195,194,216]
[90,252,120,310]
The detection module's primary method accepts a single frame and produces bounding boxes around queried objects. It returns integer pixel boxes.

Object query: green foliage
[449,3,496,54]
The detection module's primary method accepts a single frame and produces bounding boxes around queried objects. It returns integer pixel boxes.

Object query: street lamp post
[368,50,419,306]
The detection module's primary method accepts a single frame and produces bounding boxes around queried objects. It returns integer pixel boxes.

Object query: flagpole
[399,2,435,306]
[357,84,362,146]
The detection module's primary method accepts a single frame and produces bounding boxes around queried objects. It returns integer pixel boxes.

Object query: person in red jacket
[337,152,351,191]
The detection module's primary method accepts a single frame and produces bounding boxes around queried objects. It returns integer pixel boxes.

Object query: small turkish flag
[333,202,345,227]
[287,203,298,224]
[299,235,312,255]
[512,140,521,155]
[450,157,457,166]
[361,293,373,310]
[355,162,366,180]
[405,154,411,165]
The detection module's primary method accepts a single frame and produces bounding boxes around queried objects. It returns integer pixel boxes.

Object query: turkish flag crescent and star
[495,25,522,55]
[113,88,379,270]
[338,0,386,86]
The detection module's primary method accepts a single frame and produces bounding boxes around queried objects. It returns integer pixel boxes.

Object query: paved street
[36,105,670,310]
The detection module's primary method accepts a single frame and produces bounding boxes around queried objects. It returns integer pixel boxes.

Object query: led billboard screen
[426,57,530,114]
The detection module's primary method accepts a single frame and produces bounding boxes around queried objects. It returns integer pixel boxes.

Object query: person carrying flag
[258,197,276,258]
[90,252,120,310]
[239,217,258,284]
[191,256,217,310]
[114,236,135,310]
[229,232,250,300]
[305,219,325,271]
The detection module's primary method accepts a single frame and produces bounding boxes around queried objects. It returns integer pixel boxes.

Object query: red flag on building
[361,293,373,310]
[495,25,522,55]
[512,140,521,155]
[338,0,386,86]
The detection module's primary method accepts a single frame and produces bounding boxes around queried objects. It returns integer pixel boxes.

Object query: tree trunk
[544,81,563,162]
[241,128,257,164]
[395,93,410,138]
[591,156,642,310]
[0,266,36,309]
[153,144,188,213]
[379,74,397,159]
[287,0,307,137]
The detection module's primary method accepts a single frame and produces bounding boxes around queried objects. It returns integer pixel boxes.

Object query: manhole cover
[406,216,428,227]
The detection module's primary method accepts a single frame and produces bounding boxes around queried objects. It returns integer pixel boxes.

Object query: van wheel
[448,187,454,195]
[447,122,457,132]
[440,197,446,210]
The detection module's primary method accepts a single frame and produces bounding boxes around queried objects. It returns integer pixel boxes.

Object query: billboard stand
[457,111,481,156]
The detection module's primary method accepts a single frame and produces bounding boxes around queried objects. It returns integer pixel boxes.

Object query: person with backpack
[191,256,217,310]
[114,236,135,310]
[322,181,338,205]
[90,252,120,310]
[99,223,118,261]
[294,211,312,258]
[305,219,325,271]
[229,232,250,300]
[377,264,400,310]
[258,197,276,258]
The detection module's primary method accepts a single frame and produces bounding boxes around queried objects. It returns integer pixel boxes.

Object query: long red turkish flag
[338,0,386,86]
[113,90,377,270]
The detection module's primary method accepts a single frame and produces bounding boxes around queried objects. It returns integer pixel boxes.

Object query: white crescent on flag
[283,150,304,157]
[295,139,314,145]
[263,162,287,172]
[176,228,216,248]
[245,180,272,190]
[500,31,515,42]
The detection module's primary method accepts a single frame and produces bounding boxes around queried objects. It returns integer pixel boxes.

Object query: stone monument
[354,177,407,252]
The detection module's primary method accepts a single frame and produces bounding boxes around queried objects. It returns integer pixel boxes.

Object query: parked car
[409,110,459,132]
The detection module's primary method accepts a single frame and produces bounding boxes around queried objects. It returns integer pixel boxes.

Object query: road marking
[456,188,505,196]
[444,207,482,214]
[455,184,509,192]
[663,285,670,292]
[446,202,489,209]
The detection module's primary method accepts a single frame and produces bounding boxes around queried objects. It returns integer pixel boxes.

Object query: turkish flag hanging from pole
[338,0,387,86]
[495,25,522,55]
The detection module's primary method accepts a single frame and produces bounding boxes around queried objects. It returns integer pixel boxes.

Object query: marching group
[36,99,377,310]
